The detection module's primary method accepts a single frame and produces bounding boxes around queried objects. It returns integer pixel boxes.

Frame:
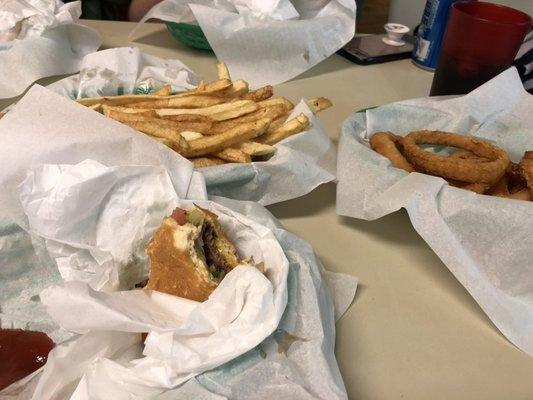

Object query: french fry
[196,78,232,93]
[146,117,213,135]
[156,100,259,121]
[108,112,206,141]
[161,114,215,124]
[88,103,103,112]
[258,97,294,113]
[257,113,309,145]
[121,119,188,148]
[196,81,206,91]
[153,84,172,96]
[76,79,233,107]
[183,118,271,157]
[267,114,289,132]
[77,94,167,107]
[214,148,251,163]
[241,85,273,102]
[237,141,276,157]
[125,95,228,109]
[180,131,204,141]
[191,157,226,168]
[0,111,6,119]
[102,105,158,120]
[220,79,249,97]
[307,97,332,113]
[208,104,287,135]
[217,62,231,80]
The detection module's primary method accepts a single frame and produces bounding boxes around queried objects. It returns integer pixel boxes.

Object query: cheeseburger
[146,206,256,302]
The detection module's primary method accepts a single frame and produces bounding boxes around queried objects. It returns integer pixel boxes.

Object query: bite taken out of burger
[145,206,263,302]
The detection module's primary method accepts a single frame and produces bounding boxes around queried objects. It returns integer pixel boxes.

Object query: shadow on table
[132,28,187,51]
[267,182,336,219]
[338,209,504,340]
[0,73,73,110]
[290,54,355,83]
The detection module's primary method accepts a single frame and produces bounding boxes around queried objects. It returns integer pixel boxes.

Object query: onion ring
[462,182,490,194]
[449,149,489,162]
[369,132,415,172]
[519,151,533,196]
[507,188,532,201]
[402,131,509,184]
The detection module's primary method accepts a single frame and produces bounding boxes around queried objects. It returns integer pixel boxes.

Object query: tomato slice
[170,208,187,225]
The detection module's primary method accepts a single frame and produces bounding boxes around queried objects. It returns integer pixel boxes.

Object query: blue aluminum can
[412,0,461,70]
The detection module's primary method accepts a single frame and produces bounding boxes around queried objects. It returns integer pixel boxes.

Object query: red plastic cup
[430,1,531,96]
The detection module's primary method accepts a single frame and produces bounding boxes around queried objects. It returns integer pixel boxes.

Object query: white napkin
[133,0,355,87]
[0,0,101,98]
[337,67,533,355]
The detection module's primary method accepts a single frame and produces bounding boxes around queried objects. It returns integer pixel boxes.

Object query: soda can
[412,0,461,70]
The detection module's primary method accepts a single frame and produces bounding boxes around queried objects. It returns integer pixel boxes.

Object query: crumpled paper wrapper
[0,195,357,400]
[0,81,204,342]
[45,46,199,98]
[132,0,355,88]
[20,160,183,291]
[43,47,336,205]
[13,159,290,396]
[337,67,533,355]
[0,83,203,230]
[0,0,102,99]
[0,0,79,39]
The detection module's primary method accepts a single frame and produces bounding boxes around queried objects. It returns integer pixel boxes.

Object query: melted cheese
[168,220,216,284]
[171,222,198,251]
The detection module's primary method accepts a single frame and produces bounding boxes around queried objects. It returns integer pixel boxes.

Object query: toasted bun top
[145,218,217,302]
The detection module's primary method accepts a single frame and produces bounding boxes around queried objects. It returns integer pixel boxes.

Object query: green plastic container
[165,22,213,51]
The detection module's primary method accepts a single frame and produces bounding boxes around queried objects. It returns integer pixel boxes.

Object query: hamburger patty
[201,222,232,279]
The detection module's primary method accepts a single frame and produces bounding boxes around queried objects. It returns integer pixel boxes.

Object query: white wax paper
[0,83,204,230]
[42,47,336,205]
[132,0,355,88]
[0,0,78,39]
[0,218,68,343]
[0,196,356,400]
[0,0,101,98]
[337,67,533,355]
[13,159,289,397]
[20,161,181,291]
[45,47,199,98]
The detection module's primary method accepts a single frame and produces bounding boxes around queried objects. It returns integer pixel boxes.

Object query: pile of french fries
[74,62,332,168]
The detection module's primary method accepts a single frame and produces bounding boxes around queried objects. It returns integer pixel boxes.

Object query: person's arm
[128,0,163,21]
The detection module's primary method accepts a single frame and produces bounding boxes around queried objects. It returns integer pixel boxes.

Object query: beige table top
[4,19,533,400]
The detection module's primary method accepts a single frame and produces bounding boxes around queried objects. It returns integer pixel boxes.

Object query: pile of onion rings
[369,130,532,201]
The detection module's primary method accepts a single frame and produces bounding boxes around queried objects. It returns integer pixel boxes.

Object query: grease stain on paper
[273,329,308,355]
